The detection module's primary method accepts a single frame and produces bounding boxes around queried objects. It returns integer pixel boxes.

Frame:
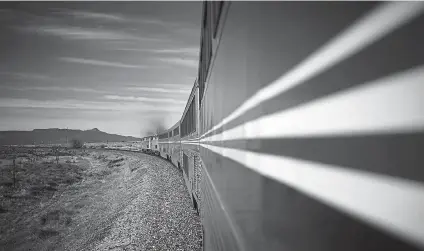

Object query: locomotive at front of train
[196,1,424,251]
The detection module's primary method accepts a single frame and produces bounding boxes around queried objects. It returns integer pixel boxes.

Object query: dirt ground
[0,149,202,251]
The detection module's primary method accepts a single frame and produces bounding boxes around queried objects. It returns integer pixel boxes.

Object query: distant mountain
[0,128,141,146]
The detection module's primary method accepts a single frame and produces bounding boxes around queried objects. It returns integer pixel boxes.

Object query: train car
[168,121,181,168]
[179,79,202,211]
[158,130,169,159]
[150,135,159,155]
[140,137,149,151]
[140,135,159,155]
[192,1,424,251]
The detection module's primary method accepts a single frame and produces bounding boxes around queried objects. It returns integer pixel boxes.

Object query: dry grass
[0,147,88,248]
[0,147,133,250]
[0,205,7,214]
[38,229,60,239]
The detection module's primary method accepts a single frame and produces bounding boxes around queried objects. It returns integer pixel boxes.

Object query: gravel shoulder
[0,150,202,251]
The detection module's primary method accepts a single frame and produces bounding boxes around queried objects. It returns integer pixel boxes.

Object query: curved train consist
[138,2,424,251]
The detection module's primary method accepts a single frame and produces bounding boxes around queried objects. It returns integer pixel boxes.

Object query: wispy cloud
[104,95,186,105]
[1,85,107,94]
[156,83,194,89]
[0,98,183,112]
[0,72,55,81]
[65,10,127,22]
[114,47,199,57]
[2,85,189,96]
[63,9,176,27]
[60,57,148,69]
[156,57,198,68]
[126,86,191,94]
[152,48,199,56]
[22,25,163,42]
[0,8,46,21]
[47,8,177,28]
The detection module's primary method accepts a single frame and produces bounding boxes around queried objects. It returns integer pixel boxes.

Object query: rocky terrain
[0,149,202,251]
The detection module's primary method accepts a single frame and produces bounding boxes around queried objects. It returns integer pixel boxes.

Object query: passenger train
[137,2,424,251]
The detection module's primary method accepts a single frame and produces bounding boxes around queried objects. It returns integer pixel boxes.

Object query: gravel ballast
[0,150,202,251]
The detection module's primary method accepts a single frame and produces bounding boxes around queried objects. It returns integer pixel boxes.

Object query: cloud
[23,25,163,42]
[156,57,198,68]
[156,83,194,89]
[65,10,127,22]
[52,9,177,27]
[104,95,186,105]
[114,47,199,57]
[0,98,183,112]
[1,85,107,94]
[152,48,199,56]
[126,86,191,94]
[60,57,149,69]
[0,72,55,81]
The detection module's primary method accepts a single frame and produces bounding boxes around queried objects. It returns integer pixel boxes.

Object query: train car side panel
[158,131,168,159]
[168,122,181,167]
[180,81,201,204]
[199,2,424,251]
[171,128,181,168]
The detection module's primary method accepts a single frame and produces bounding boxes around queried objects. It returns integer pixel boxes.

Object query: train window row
[173,126,179,136]
[198,3,211,108]
[151,3,224,140]
[212,1,224,39]
[158,132,168,139]
[183,153,189,176]
[181,97,196,137]
[198,1,224,108]
[155,126,179,140]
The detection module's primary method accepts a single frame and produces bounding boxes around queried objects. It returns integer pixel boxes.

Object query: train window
[173,126,179,136]
[183,153,189,177]
[212,1,224,39]
[181,97,196,138]
[159,132,168,139]
[202,2,208,30]
[198,1,213,108]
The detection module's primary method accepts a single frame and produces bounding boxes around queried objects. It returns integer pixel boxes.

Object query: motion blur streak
[201,143,424,248]
[199,2,424,139]
[201,65,424,142]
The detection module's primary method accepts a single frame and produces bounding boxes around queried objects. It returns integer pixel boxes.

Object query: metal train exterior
[139,2,424,251]
[140,135,159,155]
[167,121,181,167]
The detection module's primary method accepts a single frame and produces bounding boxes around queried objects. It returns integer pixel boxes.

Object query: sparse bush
[38,229,59,239]
[71,139,84,149]
[0,206,7,214]
[52,147,60,165]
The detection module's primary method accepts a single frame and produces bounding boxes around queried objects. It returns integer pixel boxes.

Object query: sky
[0,2,202,137]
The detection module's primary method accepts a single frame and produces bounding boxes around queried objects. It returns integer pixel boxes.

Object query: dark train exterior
[140,2,424,251]
[168,121,181,168]
[140,135,159,155]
